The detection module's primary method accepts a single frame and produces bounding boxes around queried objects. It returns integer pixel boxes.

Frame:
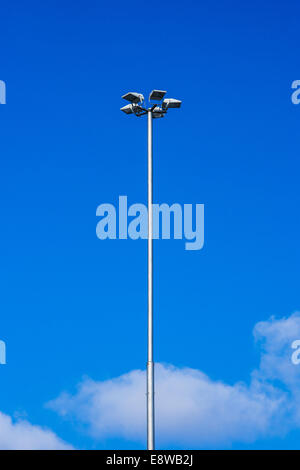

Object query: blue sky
[1,0,300,449]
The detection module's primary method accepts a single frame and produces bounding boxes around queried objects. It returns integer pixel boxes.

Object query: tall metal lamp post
[120,90,182,450]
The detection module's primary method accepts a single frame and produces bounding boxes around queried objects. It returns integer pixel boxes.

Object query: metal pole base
[147,360,155,450]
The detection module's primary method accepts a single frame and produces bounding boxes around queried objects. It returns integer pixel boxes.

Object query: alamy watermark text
[0,80,6,104]
[0,340,6,365]
[96,196,204,251]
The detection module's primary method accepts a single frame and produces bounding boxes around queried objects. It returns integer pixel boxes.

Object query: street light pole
[120,90,181,451]
[147,109,155,450]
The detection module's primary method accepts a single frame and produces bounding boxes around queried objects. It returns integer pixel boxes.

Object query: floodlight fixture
[152,106,165,118]
[120,104,134,114]
[122,92,144,104]
[121,103,148,116]
[162,98,182,109]
[149,90,167,101]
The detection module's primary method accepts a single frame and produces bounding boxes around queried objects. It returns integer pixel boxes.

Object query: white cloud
[48,312,300,448]
[48,365,285,447]
[253,312,300,388]
[0,411,73,450]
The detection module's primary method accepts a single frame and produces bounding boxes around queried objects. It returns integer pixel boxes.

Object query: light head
[162,98,182,110]
[120,104,134,114]
[149,90,167,102]
[122,92,144,104]
[121,103,146,116]
[152,106,165,119]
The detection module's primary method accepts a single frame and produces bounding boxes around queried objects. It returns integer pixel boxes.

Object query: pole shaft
[147,110,155,450]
